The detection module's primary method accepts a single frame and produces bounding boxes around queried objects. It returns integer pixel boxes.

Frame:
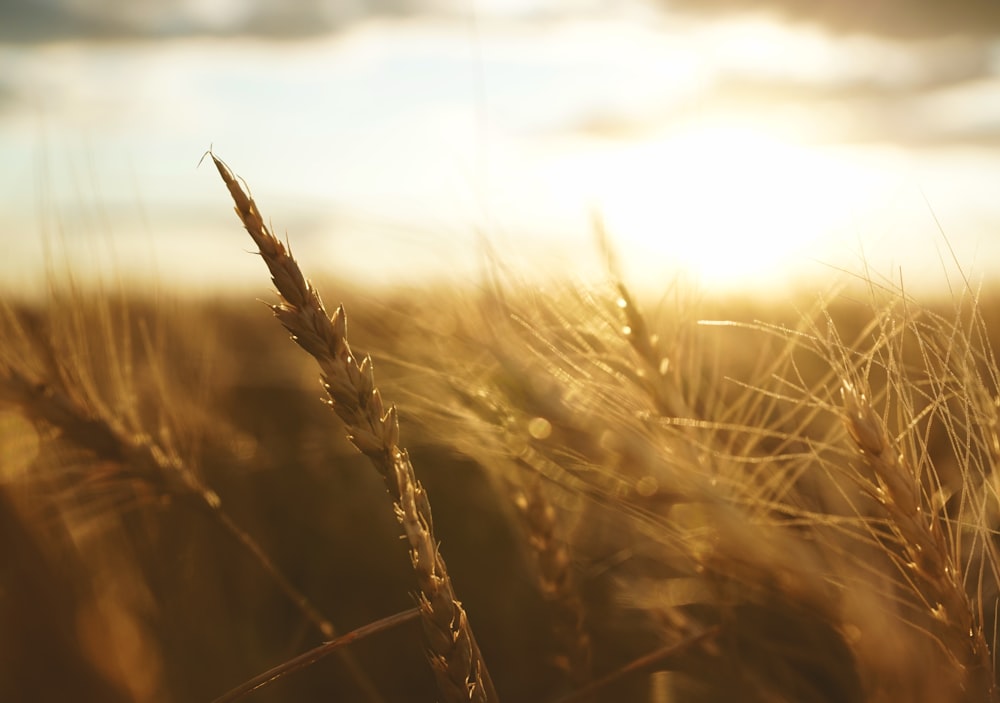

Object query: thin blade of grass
[211,607,421,703]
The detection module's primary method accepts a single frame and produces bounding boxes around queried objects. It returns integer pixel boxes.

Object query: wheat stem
[212,607,420,703]
[841,379,995,699]
[0,364,385,703]
[212,153,498,703]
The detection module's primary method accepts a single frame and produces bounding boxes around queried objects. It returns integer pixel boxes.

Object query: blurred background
[2,0,1000,296]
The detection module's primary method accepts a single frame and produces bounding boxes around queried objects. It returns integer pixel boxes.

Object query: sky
[2,0,1000,297]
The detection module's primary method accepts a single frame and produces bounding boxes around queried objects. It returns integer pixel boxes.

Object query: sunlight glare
[541,121,875,292]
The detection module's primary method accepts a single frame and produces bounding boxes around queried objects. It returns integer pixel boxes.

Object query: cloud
[0,0,116,43]
[561,34,1000,149]
[664,0,1000,38]
[0,0,423,43]
[567,73,1000,149]
[554,22,1000,145]
[6,0,1000,44]
[0,81,13,112]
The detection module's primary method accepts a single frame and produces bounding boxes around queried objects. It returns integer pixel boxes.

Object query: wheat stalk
[210,153,498,703]
[841,379,995,699]
[212,607,421,703]
[512,481,592,687]
[0,348,385,703]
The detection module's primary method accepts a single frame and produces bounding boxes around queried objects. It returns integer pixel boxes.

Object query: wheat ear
[211,154,498,703]
[512,482,591,687]
[0,363,393,703]
[841,380,994,699]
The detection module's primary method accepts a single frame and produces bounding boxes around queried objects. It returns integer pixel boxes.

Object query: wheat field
[2,156,1000,703]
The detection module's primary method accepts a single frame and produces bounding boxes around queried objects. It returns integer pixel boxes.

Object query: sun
[540,120,873,293]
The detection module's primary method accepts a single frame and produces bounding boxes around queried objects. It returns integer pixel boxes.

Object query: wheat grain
[0,309,386,703]
[841,378,994,699]
[211,153,498,703]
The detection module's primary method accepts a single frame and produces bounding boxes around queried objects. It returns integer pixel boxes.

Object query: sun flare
[542,121,874,292]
